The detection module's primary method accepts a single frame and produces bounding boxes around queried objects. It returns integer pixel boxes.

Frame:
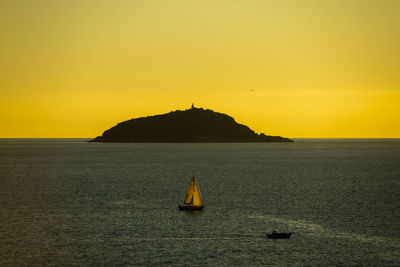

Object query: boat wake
[248,214,400,247]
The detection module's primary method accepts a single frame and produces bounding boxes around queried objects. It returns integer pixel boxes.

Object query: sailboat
[178,175,204,211]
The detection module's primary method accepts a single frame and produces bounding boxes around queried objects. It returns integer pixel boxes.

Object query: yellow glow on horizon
[1,1,399,138]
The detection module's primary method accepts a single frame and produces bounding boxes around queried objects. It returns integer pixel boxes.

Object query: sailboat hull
[178,205,204,211]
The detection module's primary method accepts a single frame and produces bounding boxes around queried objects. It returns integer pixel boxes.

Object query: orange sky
[1,0,399,138]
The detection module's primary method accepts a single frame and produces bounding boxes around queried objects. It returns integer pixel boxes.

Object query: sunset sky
[1,0,399,138]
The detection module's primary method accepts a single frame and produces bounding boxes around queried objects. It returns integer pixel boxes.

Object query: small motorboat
[267,231,291,239]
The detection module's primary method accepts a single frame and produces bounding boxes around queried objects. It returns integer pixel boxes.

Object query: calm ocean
[1,139,399,266]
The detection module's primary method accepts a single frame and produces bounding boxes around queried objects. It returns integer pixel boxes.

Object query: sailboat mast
[192,176,195,205]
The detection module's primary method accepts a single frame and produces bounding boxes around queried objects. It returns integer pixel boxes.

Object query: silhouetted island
[90,106,293,142]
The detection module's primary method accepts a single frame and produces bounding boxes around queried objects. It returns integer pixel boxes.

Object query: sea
[1,138,399,266]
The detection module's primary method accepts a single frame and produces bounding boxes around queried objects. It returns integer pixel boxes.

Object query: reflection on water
[1,139,399,266]
[184,210,203,216]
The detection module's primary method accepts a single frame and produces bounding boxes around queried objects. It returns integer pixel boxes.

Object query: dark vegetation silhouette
[90,107,293,142]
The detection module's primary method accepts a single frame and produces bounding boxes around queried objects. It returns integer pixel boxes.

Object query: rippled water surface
[1,139,400,266]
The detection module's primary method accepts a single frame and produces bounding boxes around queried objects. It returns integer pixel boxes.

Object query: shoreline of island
[90,106,293,143]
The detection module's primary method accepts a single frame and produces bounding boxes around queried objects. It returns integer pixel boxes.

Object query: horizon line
[1,137,400,139]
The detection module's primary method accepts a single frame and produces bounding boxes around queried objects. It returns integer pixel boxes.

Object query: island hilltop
[90,105,293,142]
